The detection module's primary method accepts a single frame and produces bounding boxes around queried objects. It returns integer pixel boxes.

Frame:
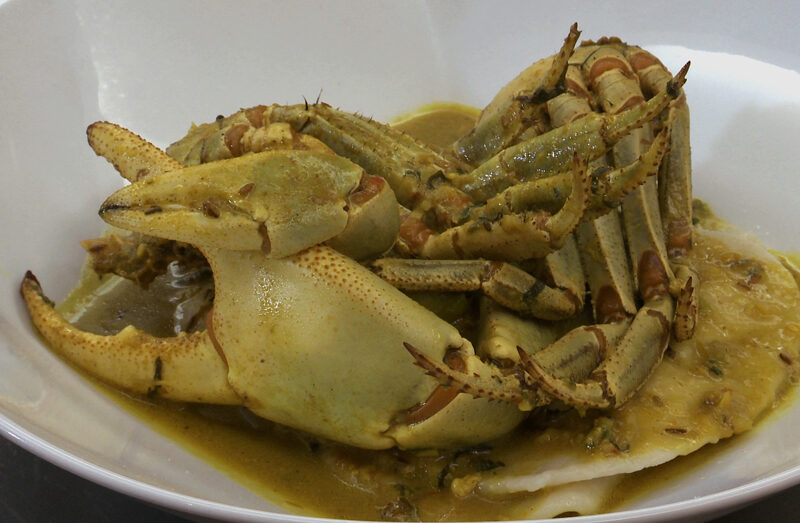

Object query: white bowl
[2,1,800,521]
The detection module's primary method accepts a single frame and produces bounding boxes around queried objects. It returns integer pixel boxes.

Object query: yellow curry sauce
[54,107,800,521]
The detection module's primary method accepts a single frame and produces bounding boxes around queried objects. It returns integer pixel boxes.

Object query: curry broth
[53,106,800,521]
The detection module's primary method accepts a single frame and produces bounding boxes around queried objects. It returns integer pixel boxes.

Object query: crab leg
[545,50,637,325]
[517,320,631,409]
[577,214,637,322]
[537,234,586,313]
[375,47,692,412]
[546,62,594,124]
[624,44,698,340]
[403,342,547,411]
[469,124,669,222]
[585,51,676,406]
[625,45,693,260]
[262,103,459,212]
[671,269,697,342]
[450,23,580,166]
[446,61,688,202]
[435,51,643,408]
[20,272,239,404]
[407,316,634,411]
[592,279,674,407]
[373,235,584,320]
[582,46,675,293]
[509,216,639,408]
[398,156,590,261]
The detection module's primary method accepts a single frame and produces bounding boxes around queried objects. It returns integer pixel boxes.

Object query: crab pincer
[98,150,399,260]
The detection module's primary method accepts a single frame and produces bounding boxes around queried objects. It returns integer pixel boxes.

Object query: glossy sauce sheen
[57,107,800,521]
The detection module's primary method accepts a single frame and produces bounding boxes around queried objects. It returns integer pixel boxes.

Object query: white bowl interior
[1,1,800,521]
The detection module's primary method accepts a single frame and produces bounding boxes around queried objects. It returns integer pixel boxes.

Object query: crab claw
[98,149,398,259]
[20,271,238,404]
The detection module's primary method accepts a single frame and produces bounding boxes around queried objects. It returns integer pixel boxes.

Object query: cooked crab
[22,27,700,454]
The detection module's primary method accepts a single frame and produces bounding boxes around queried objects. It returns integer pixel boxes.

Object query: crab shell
[204,244,525,449]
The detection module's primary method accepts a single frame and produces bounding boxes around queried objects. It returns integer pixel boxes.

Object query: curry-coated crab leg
[580,44,691,330]
[469,286,632,410]
[403,338,546,412]
[450,23,581,167]
[592,44,687,351]
[585,42,697,339]
[403,208,642,409]
[624,43,698,339]
[625,44,693,261]
[501,51,646,408]
[580,45,675,291]
[467,124,670,223]
[583,40,697,312]
[515,230,634,391]
[445,61,688,203]
[404,52,677,409]
[545,50,638,325]
[515,48,684,408]
[398,157,591,260]
[404,313,635,411]
[372,234,585,320]
[519,209,640,408]
[604,49,698,341]
[577,214,637,322]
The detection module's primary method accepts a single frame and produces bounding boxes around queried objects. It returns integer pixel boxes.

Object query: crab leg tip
[668,62,690,95]
[98,203,128,214]
[404,341,426,361]
[20,270,43,299]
